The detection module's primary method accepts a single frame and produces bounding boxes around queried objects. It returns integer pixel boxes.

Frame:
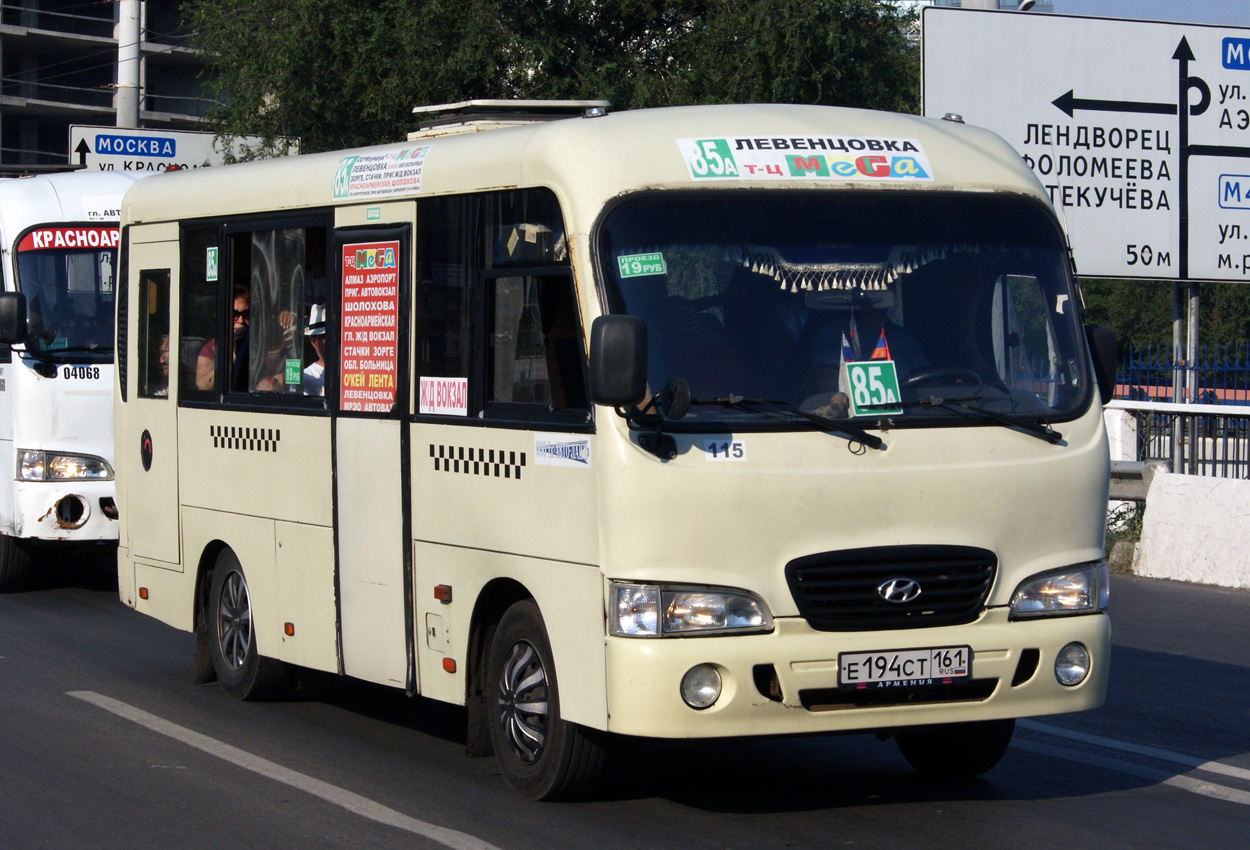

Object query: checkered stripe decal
[211,425,281,453]
[430,444,525,479]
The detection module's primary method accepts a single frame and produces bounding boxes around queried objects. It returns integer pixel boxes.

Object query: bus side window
[415,196,474,415]
[245,228,306,394]
[138,270,171,398]
[415,188,585,422]
[179,227,219,401]
[488,274,585,410]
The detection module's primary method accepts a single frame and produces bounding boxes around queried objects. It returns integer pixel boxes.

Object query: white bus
[0,172,141,591]
[115,101,1117,799]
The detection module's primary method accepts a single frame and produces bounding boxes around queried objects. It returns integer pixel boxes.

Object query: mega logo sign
[677,136,933,182]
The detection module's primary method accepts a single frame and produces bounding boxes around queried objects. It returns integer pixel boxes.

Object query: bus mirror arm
[0,292,28,346]
[626,377,690,461]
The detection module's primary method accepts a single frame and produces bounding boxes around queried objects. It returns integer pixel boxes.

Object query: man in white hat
[303,303,327,396]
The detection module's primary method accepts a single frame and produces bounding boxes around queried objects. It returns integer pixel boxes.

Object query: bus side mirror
[0,292,28,345]
[589,315,647,408]
[1085,323,1117,406]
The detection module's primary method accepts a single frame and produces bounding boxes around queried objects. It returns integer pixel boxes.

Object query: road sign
[922,7,1250,283]
[68,126,298,174]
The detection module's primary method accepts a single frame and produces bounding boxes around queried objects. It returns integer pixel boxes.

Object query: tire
[0,534,32,593]
[487,599,607,800]
[206,550,290,700]
[895,718,1015,778]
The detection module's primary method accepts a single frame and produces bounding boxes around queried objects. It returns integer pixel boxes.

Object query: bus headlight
[17,450,114,481]
[608,582,774,637]
[1009,561,1109,620]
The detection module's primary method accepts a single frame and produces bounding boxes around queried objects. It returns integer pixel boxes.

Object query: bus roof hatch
[408,99,610,139]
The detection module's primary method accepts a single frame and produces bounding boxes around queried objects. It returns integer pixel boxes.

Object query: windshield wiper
[865,394,1062,444]
[694,395,885,451]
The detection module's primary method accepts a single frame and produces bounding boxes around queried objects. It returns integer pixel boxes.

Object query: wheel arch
[464,577,533,757]
[192,539,232,684]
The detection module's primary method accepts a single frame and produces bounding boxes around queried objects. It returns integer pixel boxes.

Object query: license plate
[838,645,972,690]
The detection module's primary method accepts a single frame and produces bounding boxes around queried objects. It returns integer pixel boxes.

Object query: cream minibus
[115,101,1116,799]
[0,171,142,590]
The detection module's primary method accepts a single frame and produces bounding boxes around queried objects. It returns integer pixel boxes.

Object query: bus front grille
[784,545,996,632]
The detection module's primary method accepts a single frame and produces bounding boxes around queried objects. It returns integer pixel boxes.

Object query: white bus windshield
[598,192,1092,427]
[16,229,117,361]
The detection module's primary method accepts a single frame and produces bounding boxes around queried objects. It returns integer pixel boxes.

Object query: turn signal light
[442,658,456,673]
[138,587,148,600]
[434,585,452,603]
[284,622,295,636]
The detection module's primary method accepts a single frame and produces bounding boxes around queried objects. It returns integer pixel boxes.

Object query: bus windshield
[598,192,1092,428]
[16,230,117,361]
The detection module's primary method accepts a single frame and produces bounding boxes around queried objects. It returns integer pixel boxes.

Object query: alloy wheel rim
[497,640,550,763]
[218,570,252,671]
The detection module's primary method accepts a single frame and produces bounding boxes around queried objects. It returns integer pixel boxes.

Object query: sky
[1046,1,1248,27]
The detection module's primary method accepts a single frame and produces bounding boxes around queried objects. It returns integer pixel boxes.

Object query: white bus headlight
[1009,561,1109,620]
[609,582,773,637]
[17,450,114,481]
[609,584,660,636]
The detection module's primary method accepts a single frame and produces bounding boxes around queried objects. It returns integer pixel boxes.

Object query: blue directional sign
[1225,38,1250,70]
[1219,174,1250,209]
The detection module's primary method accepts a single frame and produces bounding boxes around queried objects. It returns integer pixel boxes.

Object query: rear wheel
[895,718,1015,778]
[487,599,607,800]
[0,535,32,593]
[207,550,289,700]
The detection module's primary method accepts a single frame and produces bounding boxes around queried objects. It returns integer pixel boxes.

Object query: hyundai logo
[878,577,922,604]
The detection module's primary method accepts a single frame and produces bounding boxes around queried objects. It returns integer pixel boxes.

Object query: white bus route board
[922,7,1250,283]
[69,126,298,173]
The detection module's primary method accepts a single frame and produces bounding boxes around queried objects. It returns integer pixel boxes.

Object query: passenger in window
[196,284,249,391]
[152,334,170,398]
[302,303,327,396]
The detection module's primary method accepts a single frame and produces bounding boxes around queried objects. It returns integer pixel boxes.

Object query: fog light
[1054,642,1090,686]
[680,664,722,709]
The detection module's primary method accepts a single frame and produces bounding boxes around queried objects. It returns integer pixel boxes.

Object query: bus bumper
[12,480,119,543]
[602,609,1109,738]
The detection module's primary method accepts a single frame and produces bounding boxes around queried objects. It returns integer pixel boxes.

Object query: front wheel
[206,550,289,700]
[895,718,1015,778]
[487,600,607,800]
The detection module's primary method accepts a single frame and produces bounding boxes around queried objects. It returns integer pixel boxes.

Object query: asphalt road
[2,558,1248,850]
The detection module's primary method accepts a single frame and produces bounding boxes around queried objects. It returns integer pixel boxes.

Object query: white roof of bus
[0,171,142,246]
[122,104,1049,225]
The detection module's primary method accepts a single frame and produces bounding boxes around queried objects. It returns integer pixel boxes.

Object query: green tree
[181,0,511,155]
[183,0,919,155]
[665,0,919,113]
[1082,278,1250,353]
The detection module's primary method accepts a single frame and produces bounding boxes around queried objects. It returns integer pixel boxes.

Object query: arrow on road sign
[74,138,90,167]
[1050,90,1176,118]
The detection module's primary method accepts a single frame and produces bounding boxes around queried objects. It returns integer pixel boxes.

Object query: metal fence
[1117,342,1250,404]
[1106,400,1250,479]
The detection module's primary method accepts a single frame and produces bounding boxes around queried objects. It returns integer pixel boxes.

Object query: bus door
[331,218,413,690]
[125,231,180,565]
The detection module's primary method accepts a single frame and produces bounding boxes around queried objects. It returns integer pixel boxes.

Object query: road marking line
[68,691,504,850]
[1014,740,1250,806]
[1019,718,1250,782]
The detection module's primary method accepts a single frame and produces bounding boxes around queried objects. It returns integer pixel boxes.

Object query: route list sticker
[340,241,399,413]
[333,146,430,200]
